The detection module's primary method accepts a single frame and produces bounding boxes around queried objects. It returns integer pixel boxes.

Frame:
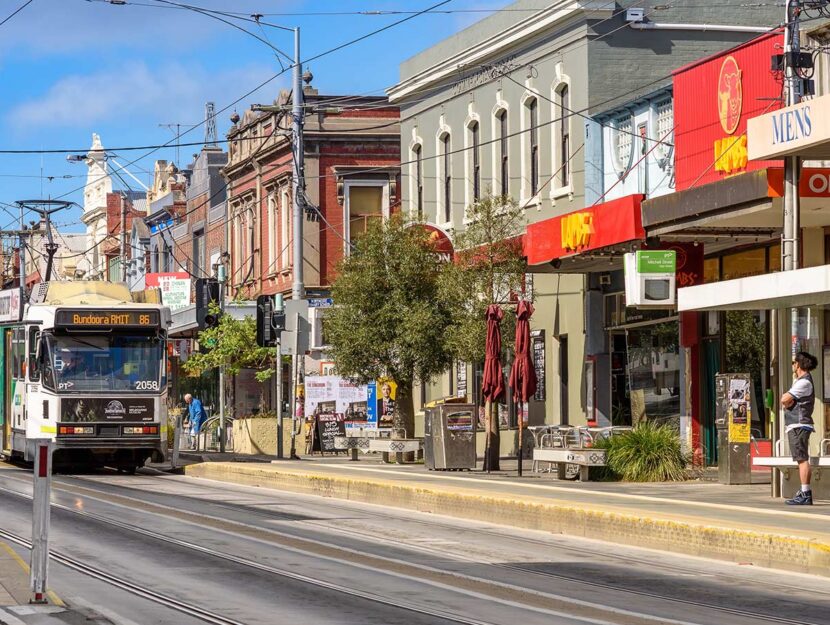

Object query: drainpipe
[629,23,770,33]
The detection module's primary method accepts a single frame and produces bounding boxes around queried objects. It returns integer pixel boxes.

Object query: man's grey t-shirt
[785,373,815,432]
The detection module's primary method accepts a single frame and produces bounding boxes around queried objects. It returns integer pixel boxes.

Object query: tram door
[1,328,9,453]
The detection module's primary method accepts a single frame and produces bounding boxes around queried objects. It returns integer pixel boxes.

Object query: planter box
[233,417,294,456]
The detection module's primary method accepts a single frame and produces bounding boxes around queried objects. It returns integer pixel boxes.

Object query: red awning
[524,194,645,266]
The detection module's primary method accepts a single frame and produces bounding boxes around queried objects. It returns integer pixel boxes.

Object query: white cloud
[8,60,283,129]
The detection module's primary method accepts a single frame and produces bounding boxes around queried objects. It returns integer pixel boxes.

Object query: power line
[0,0,34,28]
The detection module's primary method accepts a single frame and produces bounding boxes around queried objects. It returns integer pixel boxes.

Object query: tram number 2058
[135,381,160,391]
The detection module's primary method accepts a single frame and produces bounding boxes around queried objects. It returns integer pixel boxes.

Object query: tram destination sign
[55,310,160,329]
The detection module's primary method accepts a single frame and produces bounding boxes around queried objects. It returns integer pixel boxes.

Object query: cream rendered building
[80,133,113,279]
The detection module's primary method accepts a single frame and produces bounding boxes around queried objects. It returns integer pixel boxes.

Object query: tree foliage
[182,304,275,382]
[439,194,527,364]
[325,215,454,434]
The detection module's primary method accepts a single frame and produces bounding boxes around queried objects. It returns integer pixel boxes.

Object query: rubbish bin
[715,373,752,485]
[425,404,476,470]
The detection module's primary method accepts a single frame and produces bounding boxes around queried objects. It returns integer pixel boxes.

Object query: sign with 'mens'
[748,93,830,161]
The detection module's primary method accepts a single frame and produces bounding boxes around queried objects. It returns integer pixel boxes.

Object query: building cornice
[388,1,610,103]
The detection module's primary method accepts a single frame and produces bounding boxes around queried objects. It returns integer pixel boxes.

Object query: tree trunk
[393,381,416,438]
[485,400,501,471]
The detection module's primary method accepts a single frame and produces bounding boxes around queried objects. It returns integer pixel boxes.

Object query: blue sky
[0,0,505,232]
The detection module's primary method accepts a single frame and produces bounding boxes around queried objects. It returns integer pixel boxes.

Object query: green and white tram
[0,282,171,472]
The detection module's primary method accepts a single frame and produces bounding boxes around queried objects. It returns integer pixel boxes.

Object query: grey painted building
[389,0,780,450]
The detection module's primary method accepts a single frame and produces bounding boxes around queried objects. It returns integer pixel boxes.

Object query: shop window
[347,184,385,245]
[703,257,720,283]
[626,321,680,423]
[721,248,766,281]
[769,243,781,273]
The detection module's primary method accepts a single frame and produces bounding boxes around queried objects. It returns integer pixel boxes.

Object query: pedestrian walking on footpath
[781,351,818,505]
[184,393,208,451]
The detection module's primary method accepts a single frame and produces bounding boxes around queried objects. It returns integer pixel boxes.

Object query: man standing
[184,393,208,451]
[781,351,818,505]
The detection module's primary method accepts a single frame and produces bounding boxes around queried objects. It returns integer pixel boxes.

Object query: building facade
[390,0,781,453]
[223,78,400,365]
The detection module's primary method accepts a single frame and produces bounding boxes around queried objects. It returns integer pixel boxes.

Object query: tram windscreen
[43,334,164,392]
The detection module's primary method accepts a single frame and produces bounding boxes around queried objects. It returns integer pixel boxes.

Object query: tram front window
[43,334,164,392]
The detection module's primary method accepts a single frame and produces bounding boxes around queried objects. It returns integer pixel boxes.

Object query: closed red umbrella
[509,300,537,476]
[482,304,504,472]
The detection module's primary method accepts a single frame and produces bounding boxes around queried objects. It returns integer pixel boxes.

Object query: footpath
[0,541,97,625]
[182,454,830,578]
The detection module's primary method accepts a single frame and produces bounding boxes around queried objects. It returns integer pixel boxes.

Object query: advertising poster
[366,379,397,429]
[146,272,191,311]
[728,377,751,444]
[61,398,154,422]
[304,376,371,430]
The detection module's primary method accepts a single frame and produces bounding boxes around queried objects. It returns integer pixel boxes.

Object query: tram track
[62,471,830,619]
[0,527,245,625]
[0,471,825,625]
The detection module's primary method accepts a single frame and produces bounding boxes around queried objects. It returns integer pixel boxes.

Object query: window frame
[497,109,509,197]
[559,86,570,188]
[440,133,452,224]
[470,121,481,203]
[413,144,424,219]
[528,97,539,197]
[343,179,391,252]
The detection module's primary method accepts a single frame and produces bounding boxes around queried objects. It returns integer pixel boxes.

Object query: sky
[0,0,508,232]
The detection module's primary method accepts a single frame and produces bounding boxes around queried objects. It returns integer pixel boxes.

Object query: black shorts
[788,428,813,463]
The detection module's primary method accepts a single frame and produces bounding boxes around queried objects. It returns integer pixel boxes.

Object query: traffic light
[195,278,221,330]
[256,295,286,347]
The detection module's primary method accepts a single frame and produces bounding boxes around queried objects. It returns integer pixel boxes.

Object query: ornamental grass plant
[598,421,689,482]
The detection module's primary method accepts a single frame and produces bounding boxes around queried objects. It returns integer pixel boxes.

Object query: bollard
[30,441,52,604]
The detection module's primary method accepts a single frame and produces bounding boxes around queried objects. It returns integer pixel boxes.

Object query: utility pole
[291,27,306,461]
[776,0,803,497]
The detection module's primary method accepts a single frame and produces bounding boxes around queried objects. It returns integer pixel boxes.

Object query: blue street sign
[308,297,333,308]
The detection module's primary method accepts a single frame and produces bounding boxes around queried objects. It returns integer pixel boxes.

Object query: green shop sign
[636,250,676,274]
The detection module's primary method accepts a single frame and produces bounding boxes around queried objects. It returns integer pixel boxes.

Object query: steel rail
[0,482,495,625]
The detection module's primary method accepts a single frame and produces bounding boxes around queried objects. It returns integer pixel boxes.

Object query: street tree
[325,214,454,437]
[439,193,527,470]
[183,304,276,384]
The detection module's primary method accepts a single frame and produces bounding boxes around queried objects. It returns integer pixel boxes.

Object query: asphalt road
[0,461,828,625]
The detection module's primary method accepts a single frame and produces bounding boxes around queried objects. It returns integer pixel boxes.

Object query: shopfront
[525,194,694,430]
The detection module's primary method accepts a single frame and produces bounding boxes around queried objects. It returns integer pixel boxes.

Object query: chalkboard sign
[315,413,346,454]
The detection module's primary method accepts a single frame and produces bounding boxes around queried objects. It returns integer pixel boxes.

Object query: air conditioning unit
[625,8,645,23]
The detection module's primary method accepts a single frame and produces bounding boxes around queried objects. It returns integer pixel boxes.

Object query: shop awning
[524,194,644,270]
[677,265,830,312]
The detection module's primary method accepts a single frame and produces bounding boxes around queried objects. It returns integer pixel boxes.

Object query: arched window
[496,109,509,196]
[558,86,570,186]
[526,97,539,196]
[441,133,452,223]
[469,121,481,202]
[413,144,423,219]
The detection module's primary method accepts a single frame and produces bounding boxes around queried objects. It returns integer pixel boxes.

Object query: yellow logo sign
[560,212,594,252]
[713,134,748,175]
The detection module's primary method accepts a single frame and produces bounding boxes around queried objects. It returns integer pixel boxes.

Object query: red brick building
[223,81,400,302]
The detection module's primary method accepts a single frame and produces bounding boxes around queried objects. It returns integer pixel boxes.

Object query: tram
[0,281,171,472]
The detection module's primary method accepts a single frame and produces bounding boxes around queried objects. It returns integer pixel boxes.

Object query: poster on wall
[532,332,546,401]
[456,362,467,399]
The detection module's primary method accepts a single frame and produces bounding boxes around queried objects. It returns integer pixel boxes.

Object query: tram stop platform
[0,541,115,624]
[182,454,830,579]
